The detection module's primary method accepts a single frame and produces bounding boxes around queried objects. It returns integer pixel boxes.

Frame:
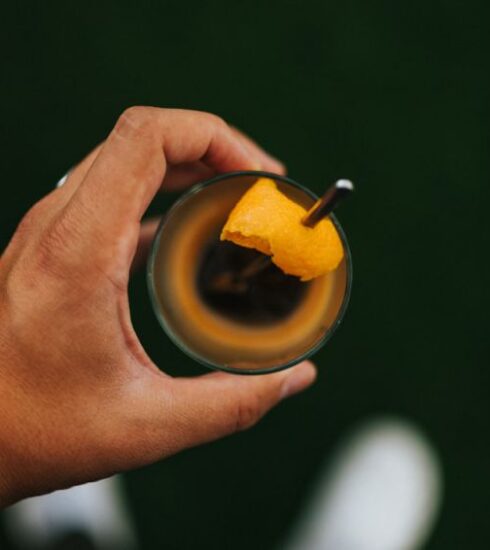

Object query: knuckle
[32,216,77,278]
[10,193,60,248]
[16,200,46,236]
[114,106,155,139]
[121,105,149,120]
[15,211,36,239]
[233,394,263,432]
[200,111,227,130]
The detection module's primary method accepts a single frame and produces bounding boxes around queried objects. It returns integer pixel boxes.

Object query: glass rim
[147,170,353,375]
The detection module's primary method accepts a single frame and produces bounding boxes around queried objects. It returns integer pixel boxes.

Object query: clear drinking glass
[147,171,352,374]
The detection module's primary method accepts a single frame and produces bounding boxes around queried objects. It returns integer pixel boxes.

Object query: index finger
[64,107,257,244]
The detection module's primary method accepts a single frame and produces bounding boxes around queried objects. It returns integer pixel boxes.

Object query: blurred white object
[3,476,136,549]
[286,419,442,550]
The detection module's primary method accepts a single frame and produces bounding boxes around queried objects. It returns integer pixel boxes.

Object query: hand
[0,107,316,506]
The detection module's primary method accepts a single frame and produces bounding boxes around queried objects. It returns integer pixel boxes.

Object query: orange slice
[220,178,344,281]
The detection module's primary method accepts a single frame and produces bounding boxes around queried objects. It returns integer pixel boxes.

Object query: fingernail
[280,362,317,400]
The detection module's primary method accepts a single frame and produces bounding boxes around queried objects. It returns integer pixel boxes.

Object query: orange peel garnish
[220,178,344,281]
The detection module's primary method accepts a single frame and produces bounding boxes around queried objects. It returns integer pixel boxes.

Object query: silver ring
[56,172,69,188]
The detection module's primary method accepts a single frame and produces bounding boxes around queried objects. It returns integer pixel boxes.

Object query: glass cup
[147,171,352,374]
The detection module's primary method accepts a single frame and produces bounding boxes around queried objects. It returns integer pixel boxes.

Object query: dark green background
[1,1,489,549]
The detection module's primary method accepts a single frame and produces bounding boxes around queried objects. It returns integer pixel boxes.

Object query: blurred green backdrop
[1,1,489,549]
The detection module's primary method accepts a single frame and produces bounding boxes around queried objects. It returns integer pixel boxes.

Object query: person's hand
[0,107,316,506]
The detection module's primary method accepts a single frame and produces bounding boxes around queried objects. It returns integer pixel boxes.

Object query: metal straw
[302,179,354,227]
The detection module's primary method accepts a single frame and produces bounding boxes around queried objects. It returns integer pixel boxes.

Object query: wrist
[0,456,14,508]
[0,384,18,508]
[0,307,21,507]
[0,381,18,508]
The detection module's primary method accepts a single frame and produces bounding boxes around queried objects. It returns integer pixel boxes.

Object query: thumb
[142,361,317,458]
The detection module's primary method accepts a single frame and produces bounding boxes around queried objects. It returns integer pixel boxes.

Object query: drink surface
[197,239,308,325]
[149,174,350,373]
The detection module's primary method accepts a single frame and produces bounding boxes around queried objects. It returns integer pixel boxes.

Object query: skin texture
[0,107,316,507]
